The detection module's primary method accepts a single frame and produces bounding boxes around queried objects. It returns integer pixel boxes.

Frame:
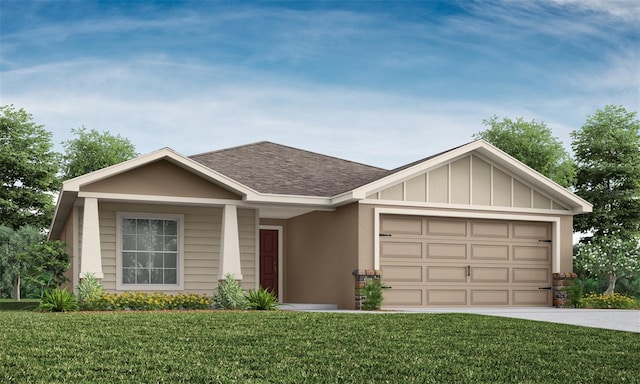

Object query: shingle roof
[190,142,389,197]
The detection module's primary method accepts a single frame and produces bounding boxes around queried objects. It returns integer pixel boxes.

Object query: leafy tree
[570,105,640,238]
[574,236,639,294]
[0,105,60,230]
[61,127,138,180]
[571,105,640,294]
[473,116,575,187]
[0,225,70,299]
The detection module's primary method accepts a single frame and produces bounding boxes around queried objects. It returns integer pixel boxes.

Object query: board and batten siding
[368,155,569,211]
[76,202,256,294]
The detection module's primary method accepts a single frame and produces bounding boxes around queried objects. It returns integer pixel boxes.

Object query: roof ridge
[190,141,388,171]
[189,141,271,158]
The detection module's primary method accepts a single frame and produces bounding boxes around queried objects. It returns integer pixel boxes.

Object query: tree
[0,225,70,299]
[473,116,575,187]
[0,105,60,230]
[574,236,639,294]
[61,127,138,180]
[571,105,640,294]
[570,105,640,239]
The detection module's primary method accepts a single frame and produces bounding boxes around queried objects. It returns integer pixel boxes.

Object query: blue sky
[1,0,638,169]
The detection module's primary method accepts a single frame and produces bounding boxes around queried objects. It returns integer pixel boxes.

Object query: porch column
[80,197,103,279]
[218,204,243,280]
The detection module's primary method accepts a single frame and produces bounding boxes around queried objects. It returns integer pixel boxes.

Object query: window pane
[137,253,150,268]
[122,268,136,284]
[164,220,177,236]
[164,269,177,284]
[122,219,137,234]
[151,268,164,284]
[149,220,163,235]
[136,219,150,235]
[123,252,136,268]
[137,235,151,251]
[136,269,150,284]
[152,235,164,251]
[123,235,136,251]
[164,254,177,269]
[151,253,164,268]
[164,236,177,252]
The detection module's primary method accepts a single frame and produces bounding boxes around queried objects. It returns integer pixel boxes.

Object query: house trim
[373,207,561,273]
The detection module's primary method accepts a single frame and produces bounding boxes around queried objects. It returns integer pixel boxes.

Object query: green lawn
[0,311,638,383]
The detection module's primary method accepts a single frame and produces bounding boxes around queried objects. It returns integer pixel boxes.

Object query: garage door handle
[379,233,392,237]
[538,287,552,290]
[538,240,551,243]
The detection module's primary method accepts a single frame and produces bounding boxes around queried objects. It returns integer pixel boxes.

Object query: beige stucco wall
[81,159,241,200]
[285,203,359,309]
[77,202,256,294]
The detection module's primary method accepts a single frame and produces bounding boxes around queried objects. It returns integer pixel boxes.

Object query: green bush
[84,291,212,311]
[361,278,388,310]
[246,287,279,310]
[214,274,247,309]
[581,293,640,309]
[37,288,78,312]
[562,280,584,308]
[76,273,104,310]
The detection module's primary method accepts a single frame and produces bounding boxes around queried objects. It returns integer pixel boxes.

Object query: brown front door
[259,229,279,297]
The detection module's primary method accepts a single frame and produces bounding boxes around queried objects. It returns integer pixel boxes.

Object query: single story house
[49,140,591,309]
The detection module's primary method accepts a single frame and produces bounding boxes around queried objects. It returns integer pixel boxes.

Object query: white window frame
[116,212,185,291]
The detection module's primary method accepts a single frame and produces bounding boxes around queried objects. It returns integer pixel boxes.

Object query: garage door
[380,215,552,307]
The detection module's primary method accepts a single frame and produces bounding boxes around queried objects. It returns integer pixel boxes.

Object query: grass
[0,311,638,383]
[0,299,39,311]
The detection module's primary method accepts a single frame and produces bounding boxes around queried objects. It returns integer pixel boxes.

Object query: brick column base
[352,269,382,310]
[552,272,578,308]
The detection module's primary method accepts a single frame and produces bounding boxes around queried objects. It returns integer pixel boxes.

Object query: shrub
[246,287,279,310]
[214,274,247,310]
[581,293,640,309]
[37,288,78,312]
[76,273,104,310]
[84,291,212,311]
[361,278,388,310]
[562,280,584,308]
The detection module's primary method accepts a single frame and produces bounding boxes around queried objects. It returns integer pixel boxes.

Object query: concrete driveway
[392,307,640,333]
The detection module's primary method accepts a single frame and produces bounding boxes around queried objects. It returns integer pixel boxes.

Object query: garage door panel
[470,221,509,238]
[470,267,509,283]
[380,216,552,307]
[381,241,423,259]
[513,222,550,240]
[427,266,467,282]
[512,268,550,284]
[470,290,509,305]
[426,243,467,259]
[470,244,509,260]
[382,265,423,282]
[513,290,551,306]
[513,245,550,261]
[381,216,423,235]
[427,220,466,236]
[384,289,423,306]
[426,290,467,306]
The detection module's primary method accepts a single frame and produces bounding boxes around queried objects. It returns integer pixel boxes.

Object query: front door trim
[259,225,283,302]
